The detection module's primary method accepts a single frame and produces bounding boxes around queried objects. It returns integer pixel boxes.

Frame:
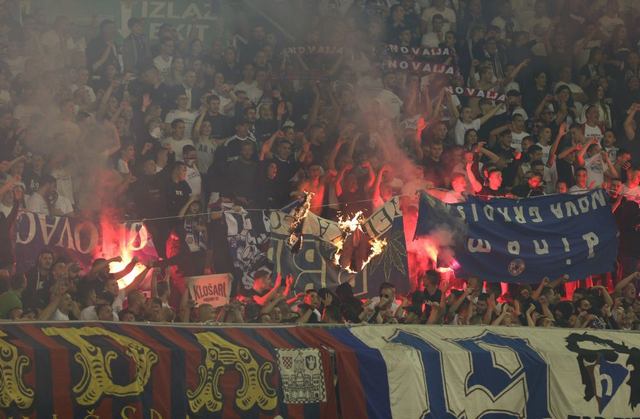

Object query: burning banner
[333,212,387,274]
[14,212,157,287]
[268,197,409,297]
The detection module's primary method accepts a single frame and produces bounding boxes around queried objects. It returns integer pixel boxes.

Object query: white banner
[186,274,231,307]
[348,325,640,418]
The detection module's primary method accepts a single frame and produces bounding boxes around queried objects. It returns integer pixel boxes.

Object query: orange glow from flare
[424,239,438,263]
[109,248,147,290]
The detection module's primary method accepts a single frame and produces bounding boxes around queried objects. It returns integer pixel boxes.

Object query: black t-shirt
[422,158,448,188]
[165,180,192,216]
[614,197,640,257]
[22,169,42,195]
[480,185,505,197]
[132,174,167,218]
[204,113,234,139]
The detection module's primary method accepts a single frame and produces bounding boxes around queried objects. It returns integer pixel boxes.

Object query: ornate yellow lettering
[43,327,158,406]
[187,332,276,414]
[149,408,163,419]
[83,409,100,419]
[120,405,136,419]
[0,331,34,409]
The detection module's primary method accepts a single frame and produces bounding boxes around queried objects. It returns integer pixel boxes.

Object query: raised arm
[624,103,639,141]
[489,123,511,147]
[547,123,567,168]
[602,151,619,178]
[576,138,594,167]
[362,161,376,190]
[466,161,483,193]
[259,130,282,161]
[478,103,503,126]
[614,271,639,295]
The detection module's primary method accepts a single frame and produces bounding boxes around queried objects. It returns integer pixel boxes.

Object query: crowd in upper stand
[0,0,638,328]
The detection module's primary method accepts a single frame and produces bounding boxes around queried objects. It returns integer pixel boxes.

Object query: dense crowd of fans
[0,0,638,329]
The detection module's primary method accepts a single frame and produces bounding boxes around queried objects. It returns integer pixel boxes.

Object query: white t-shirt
[26,192,49,215]
[421,7,456,32]
[54,194,74,216]
[583,123,603,144]
[569,185,589,194]
[421,32,444,48]
[165,109,198,139]
[51,309,69,321]
[234,80,263,105]
[604,146,618,163]
[511,131,530,153]
[185,165,202,196]
[598,16,625,39]
[51,168,75,205]
[539,144,551,165]
[195,138,219,172]
[80,305,119,321]
[116,158,130,175]
[375,89,403,120]
[584,154,605,187]
[0,202,12,217]
[543,161,558,195]
[454,119,481,146]
[162,137,195,161]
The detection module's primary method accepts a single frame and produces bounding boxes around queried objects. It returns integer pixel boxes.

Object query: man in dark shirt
[166,162,192,217]
[86,19,120,76]
[422,141,448,188]
[225,142,258,205]
[203,95,234,140]
[267,139,299,190]
[490,129,520,188]
[133,157,171,257]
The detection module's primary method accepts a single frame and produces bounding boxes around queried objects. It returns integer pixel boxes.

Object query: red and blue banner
[1,323,639,418]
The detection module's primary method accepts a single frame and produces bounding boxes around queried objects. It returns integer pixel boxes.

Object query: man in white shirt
[569,168,590,194]
[234,64,263,105]
[598,1,625,40]
[421,0,456,33]
[162,119,195,162]
[51,191,74,217]
[153,37,174,82]
[165,94,198,138]
[182,145,202,197]
[510,113,530,153]
[421,14,445,48]
[26,175,56,215]
[577,138,618,188]
[454,105,503,146]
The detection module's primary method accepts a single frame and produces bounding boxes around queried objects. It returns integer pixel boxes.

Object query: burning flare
[333,212,387,273]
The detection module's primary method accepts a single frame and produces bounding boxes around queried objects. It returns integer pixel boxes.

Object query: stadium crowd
[0,0,638,329]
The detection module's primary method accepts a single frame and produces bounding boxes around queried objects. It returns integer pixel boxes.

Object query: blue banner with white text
[415,190,618,283]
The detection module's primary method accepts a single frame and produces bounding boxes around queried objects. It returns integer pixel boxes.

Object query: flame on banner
[99,215,147,289]
[333,212,387,273]
[287,192,314,253]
